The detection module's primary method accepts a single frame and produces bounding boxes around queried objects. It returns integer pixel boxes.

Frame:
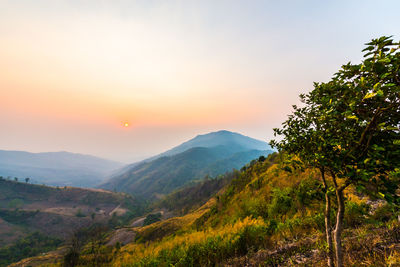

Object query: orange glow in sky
[0,1,398,162]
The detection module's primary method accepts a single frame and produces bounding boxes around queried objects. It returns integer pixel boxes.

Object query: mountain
[100,130,273,198]
[155,130,270,158]
[0,150,124,187]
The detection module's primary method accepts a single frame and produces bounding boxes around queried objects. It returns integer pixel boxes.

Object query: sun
[124,122,129,127]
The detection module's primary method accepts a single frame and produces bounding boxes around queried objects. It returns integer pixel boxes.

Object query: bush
[344,201,369,227]
[143,213,162,226]
[371,203,397,223]
[75,209,86,217]
[268,188,293,219]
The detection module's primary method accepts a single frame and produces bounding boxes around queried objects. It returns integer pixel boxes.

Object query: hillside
[101,146,270,198]
[18,153,400,266]
[101,130,273,198]
[0,150,123,187]
[154,170,238,215]
[0,178,146,266]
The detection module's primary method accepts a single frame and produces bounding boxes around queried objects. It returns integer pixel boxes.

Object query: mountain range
[100,130,273,198]
[0,150,123,187]
[0,130,273,197]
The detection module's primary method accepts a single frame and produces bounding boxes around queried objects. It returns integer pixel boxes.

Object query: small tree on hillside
[271,36,400,267]
[25,177,30,183]
[271,100,337,265]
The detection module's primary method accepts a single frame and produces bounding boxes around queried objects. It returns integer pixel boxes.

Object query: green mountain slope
[101,146,270,198]
[101,131,272,198]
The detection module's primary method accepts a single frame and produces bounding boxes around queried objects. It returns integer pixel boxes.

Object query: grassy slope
[153,171,237,215]
[14,154,400,266]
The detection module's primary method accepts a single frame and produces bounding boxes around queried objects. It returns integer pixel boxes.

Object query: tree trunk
[321,169,335,267]
[334,188,345,267]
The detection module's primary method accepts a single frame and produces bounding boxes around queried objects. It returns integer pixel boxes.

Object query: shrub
[268,188,293,219]
[371,203,397,223]
[75,209,86,217]
[143,213,162,226]
[344,201,369,227]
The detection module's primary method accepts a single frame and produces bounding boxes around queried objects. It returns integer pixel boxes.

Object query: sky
[0,0,399,163]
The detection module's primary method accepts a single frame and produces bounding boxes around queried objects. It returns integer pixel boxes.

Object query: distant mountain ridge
[115,130,272,172]
[0,150,123,187]
[157,130,270,157]
[100,130,273,198]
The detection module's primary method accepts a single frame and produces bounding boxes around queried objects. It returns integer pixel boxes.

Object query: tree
[14,177,18,182]
[271,36,400,267]
[143,212,162,226]
[25,177,30,183]
[271,102,337,265]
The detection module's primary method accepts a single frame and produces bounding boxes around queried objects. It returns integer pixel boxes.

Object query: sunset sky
[1,0,399,162]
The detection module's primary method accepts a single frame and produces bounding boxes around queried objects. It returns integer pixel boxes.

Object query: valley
[0,130,272,266]
[0,178,146,266]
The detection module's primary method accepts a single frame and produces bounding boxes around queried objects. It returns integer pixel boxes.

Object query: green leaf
[378,58,390,63]
[363,92,377,99]
[393,140,400,145]
[383,83,396,87]
[385,126,398,131]
[347,115,358,120]
[362,45,374,52]
[373,82,381,90]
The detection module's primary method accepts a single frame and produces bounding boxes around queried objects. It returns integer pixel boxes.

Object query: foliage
[272,36,400,200]
[271,36,400,266]
[143,213,162,226]
[0,209,39,226]
[63,225,111,267]
[155,172,236,215]
[75,209,86,217]
[0,231,62,266]
[343,201,369,227]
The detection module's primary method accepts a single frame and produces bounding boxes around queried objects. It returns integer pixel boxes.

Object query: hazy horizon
[0,129,267,163]
[1,0,399,162]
